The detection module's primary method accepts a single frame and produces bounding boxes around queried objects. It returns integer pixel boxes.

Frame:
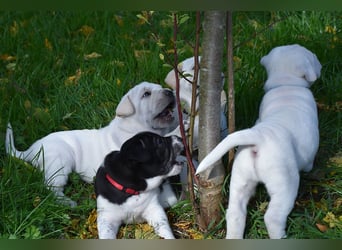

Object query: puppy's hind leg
[44,156,76,207]
[226,150,258,239]
[226,176,258,239]
[263,172,300,239]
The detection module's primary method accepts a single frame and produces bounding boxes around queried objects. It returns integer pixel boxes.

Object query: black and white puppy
[95,132,184,239]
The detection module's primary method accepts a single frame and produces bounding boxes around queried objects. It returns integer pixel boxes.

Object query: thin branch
[172,12,204,228]
[188,11,200,161]
[226,11,235,172]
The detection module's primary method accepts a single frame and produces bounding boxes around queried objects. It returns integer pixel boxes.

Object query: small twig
[188,11,200,172]
[226,11,235,172]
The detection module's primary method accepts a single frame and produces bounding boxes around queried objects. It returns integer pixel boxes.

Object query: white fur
[196,44,321,238]
[6,82,178,207]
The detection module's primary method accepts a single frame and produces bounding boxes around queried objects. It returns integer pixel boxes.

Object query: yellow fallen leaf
[79,25,95,36]
[44,38,53,50]
[316,223,328,232]
[186,228,204,239]
[84,52,102,60]
[80,209,98,239]
[258,201,269,212]
[323,212,339,228]
[334,198,342,209]
[174,221,192,230]
[114,15,124,26]
[134,223,158,239]
[329,152,342,165]
[71,219,80,230]
[165,49,175,54]
[312,186,319,194]
[134,50,150,59]
[33,196,41,207]
[136,13,150,25]
[325,25,337,35]
[65,69,82,86]
[10,21,19,35]
[0,54,16,61]
[24,100,31,110]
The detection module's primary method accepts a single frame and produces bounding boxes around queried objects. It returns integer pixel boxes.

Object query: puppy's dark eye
[142,91,151,98]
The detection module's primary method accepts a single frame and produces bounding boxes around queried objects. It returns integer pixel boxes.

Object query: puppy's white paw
[56,196,77,207]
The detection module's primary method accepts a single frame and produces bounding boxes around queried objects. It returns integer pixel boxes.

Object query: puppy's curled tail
[196,128,260,174]
[5,122,19,157]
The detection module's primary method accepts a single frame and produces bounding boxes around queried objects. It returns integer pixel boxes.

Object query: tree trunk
[198,11,226,229]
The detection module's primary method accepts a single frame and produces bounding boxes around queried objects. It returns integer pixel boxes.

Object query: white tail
[196,128,260,174]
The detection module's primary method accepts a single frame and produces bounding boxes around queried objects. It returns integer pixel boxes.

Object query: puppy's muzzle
[171,135,184,155]
[163,89,175,98]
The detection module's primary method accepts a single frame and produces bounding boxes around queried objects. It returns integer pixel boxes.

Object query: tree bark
[198,11,226,229]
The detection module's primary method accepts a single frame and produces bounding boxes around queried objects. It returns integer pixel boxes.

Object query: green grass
[0,11,341,239]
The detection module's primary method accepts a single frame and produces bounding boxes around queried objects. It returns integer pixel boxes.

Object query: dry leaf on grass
[65,69,82,86]
[80,209,98,239]
[79,25,95,36]
[84,52,102,60]
[0,54,16,61]
[316,223,328,232]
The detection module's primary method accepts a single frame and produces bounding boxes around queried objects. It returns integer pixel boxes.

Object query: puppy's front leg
[158,182,178,208]
[97,211,121,239]
[144,205,175,239]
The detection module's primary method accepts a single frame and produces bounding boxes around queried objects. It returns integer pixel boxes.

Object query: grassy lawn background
[0,11,341,239]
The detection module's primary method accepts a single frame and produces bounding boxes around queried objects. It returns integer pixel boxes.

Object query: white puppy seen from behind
[196,44,322,239]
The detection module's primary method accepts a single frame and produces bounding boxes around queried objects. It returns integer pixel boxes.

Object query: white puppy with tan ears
[196,44,322,239]
[165,56,228,149]
[6,82,179,207]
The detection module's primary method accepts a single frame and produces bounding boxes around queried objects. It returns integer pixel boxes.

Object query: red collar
[105,174,140,195]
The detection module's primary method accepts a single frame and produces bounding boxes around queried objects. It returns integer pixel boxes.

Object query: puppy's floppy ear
[122,138,150,163]
[103,151,120,170]
[164,63,184,89]
[303,53,322,82]
[164,69,177,89]
[116,95,135,117]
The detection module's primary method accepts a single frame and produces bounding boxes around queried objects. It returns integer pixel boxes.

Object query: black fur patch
[95,132,181,204]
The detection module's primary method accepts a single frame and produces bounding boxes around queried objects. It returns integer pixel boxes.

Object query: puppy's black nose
[164,89,174,97]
